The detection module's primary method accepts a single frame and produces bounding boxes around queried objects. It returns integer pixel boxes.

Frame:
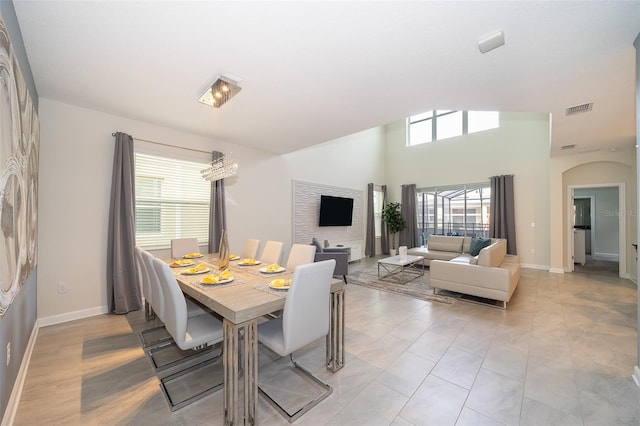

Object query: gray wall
[0,0,38,419]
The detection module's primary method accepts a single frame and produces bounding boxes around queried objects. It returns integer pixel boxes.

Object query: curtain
[208,151,227,253]
[490,174,517,254]
[380,185,389,254]
[399,184,418,248]
[107,132,142,314]
[364,183,376,257]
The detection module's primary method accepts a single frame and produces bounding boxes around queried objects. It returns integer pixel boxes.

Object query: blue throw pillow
[311,237,324,253]
[469,238,491,256]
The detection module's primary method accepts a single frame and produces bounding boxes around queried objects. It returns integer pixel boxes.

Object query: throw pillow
[469,238,491,256]
[311,237,324,253]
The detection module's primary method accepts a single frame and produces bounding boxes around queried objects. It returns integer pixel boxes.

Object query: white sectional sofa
[408,235,520,308]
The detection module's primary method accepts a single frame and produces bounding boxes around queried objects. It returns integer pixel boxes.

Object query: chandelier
[201,154,238,182]
[197,76,242,108]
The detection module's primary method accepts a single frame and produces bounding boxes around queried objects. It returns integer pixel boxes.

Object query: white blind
[134,152,211,249]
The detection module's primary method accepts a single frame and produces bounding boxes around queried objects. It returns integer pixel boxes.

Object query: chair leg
[258,353,332,423]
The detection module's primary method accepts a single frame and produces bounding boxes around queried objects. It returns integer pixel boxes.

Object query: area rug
[348,264,456,304]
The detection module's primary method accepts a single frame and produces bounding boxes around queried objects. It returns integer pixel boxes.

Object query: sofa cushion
[477,240,506,267]
[311,237,323,253]
[469,237,492,256]
[427,235,464,253]
[462,237,473,253]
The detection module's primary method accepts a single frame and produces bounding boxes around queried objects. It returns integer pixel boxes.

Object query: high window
[416,183,491,246]
[373,188,384,237]
[134,152,211,249]
[407,110,499,146]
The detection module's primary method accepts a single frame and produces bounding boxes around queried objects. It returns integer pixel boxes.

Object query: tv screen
[319,195,353,226]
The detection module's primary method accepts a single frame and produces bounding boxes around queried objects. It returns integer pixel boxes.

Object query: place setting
[237,258,261,266]
[196,268,238,289]
[259,263,286,274]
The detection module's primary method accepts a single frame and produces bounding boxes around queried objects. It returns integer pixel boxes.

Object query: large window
[407,110,499,146]
[135,152,211,248]
[416,183,491,246]
[373,187,384,237]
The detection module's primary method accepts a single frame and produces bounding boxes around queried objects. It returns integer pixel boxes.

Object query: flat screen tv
[319,195,353,226]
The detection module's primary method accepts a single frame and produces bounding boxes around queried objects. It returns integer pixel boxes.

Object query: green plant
[381,202,406,250]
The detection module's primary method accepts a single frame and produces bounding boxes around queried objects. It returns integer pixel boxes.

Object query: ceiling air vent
[561,144,576,150]
[565,103,593,116]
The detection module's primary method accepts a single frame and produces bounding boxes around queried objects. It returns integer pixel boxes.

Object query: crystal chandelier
[201,154,238,182]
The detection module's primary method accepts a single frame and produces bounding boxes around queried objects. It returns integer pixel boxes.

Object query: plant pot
[390,248,397,256]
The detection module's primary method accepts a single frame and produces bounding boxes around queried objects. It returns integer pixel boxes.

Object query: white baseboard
[519,263,549,271]
[593,253,619,262]
[633,366,640,387]
[548,267,565,274]
[38,305,109,328]
[1,322,39,426]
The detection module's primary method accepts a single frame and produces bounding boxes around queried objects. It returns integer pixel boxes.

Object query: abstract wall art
[0,16,39,318]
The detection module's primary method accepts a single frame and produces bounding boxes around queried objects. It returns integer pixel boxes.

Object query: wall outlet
[58,282,68,294]
[6,342,10,366]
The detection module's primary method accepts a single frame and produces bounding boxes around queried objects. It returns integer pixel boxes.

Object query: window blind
[134,152,210,249]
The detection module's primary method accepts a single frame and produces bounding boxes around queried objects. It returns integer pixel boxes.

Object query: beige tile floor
[12,258,640,425]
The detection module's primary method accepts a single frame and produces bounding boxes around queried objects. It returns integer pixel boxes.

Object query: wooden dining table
[168,253,345,425]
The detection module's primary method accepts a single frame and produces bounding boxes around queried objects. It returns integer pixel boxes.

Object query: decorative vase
[390,248,397,256]
[218,229,229,270]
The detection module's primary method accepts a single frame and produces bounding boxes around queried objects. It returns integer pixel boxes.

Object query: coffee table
[377,255,424,284]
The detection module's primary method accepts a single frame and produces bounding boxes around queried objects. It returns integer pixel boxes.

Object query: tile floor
[12,258,640,425]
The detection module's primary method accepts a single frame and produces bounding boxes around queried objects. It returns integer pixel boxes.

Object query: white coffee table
[377,255,424,284]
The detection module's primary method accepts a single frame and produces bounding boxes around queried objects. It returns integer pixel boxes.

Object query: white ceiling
[12,1,640,156]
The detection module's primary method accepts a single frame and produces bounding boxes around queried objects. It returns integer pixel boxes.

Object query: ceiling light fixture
[478,30,505,54]
[198,76,242,108]
[201,154,238,182]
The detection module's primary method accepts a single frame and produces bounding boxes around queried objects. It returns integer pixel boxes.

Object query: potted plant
[381,202,406,255]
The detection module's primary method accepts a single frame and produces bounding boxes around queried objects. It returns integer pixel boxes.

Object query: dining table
[168,253,345,425]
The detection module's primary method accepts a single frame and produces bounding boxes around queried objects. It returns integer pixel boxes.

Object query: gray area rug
[348,264,456,304]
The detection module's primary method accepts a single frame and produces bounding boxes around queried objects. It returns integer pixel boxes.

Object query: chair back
[152,257,189,347]
[142,251,165,321]
[282,259,335,354]
[285,244,317,270]
[135,247,152,306]
[241,239,261,259]
[171,238,199,258]
[260,240,284,265]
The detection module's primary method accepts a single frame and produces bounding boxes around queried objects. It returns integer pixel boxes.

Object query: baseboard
[38,305,109,327]
[633,366,640,388]
[548,267,565,274]
[519,263,549,271]
[592,253,619,262]
[1,322,39,426]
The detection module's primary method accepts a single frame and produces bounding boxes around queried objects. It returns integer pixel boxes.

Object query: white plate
[170,260,195,268]
[238,260,262,266]
[200,277,234,285]
[269,279,291,290]
[229,255,240,261]
[259,266,286,274]
[183,253,204,259]
[181,268,211,275]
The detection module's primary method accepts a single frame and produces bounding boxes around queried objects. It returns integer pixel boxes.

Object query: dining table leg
[223,318,258,425]
[326,288,345,372]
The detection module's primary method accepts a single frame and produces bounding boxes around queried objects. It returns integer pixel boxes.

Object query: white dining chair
[285,243,317,271]
[260,240,284,265]
[151,256,225,410]
[135,246,153,321]
[257,259,336,422]
[171,238,199,258]
[240,239,260,259]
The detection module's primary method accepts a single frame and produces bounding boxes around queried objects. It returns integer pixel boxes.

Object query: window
[416,183,491,245]
[373,188,384,237]
[135,152,211,248]
[407,110,499,146]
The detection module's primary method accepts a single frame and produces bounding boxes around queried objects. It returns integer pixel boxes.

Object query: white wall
[384,112,551,269]
[574,186,620,258]
[37,98,386,320]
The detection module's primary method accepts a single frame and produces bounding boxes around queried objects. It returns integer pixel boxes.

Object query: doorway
[568,184,623,277]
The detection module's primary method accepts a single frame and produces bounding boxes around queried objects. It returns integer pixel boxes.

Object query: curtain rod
[112,132,212,155]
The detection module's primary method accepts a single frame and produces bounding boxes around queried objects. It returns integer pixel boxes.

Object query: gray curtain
[399,184,418,248]
[490,174,517,254]
[365,183,375,257]
[107,132,142,314]
[381,185,389,254]
[208,151,227,253]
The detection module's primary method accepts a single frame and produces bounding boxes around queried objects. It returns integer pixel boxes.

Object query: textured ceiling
[12,1,640,156]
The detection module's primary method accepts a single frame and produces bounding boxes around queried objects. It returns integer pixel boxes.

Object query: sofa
[408,235,520,308]
[311,237,349,283]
